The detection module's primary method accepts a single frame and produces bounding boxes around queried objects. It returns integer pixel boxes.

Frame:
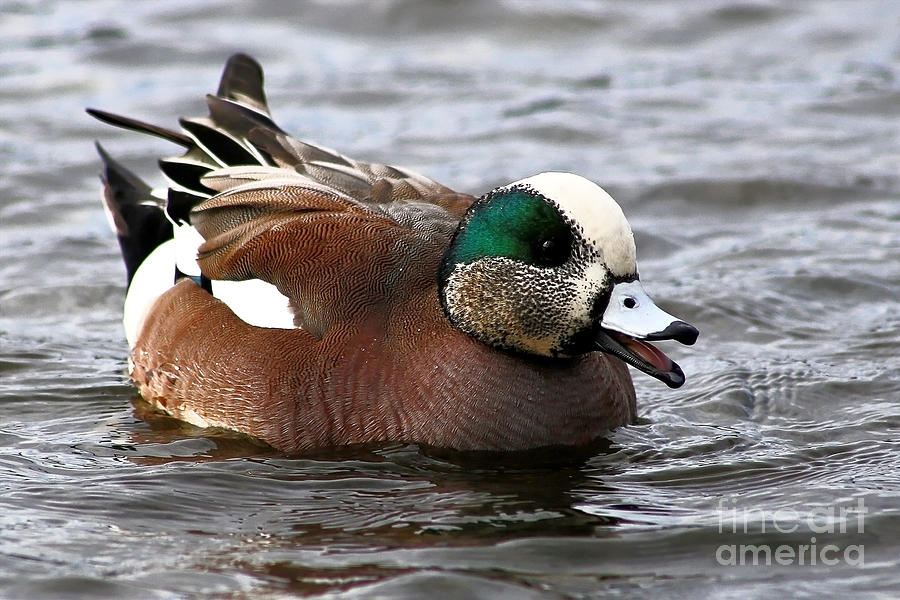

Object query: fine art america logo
[715,497,867,567]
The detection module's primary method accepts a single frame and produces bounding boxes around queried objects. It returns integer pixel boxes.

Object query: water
[2,0,899,598]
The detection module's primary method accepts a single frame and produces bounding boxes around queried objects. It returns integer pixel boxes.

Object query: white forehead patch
[503,172,637,276]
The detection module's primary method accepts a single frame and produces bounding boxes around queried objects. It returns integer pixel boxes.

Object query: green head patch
[440,187,574,281]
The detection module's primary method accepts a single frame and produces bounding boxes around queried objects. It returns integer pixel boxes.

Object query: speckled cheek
[568,261,610,326]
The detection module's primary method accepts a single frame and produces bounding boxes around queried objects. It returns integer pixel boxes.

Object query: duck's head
[439,172,699,388]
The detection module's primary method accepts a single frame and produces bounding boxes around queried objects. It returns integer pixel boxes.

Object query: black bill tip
[646,320,699,346]
[659,362,686,389]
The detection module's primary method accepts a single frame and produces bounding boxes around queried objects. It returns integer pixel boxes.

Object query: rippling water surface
[2,1,899,598]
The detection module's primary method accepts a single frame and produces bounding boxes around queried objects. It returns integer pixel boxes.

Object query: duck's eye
[535,234,570,267]
[623,296,637,309]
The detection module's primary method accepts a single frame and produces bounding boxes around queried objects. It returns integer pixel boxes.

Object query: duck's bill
[594,329,688,388]
[595,280,699,389]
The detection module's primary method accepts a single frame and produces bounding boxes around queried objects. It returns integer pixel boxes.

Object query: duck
[88,53,698,453]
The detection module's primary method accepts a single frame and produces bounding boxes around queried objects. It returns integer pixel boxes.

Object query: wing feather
[91,53,477,335]
[190,175,441,336]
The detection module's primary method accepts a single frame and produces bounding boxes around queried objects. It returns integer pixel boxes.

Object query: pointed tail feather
[86,108,193,147]
[96,142,173,286]
[90,53,453,221]
[215,52,273,117]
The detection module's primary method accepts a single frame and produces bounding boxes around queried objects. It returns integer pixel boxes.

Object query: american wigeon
[89,54,698,453]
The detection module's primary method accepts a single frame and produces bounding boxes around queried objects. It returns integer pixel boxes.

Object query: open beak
[594,280,698,388]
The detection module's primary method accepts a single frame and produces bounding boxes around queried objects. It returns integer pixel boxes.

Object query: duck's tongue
[609,331,675,373]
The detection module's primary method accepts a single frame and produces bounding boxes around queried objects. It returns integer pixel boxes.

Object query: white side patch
[123,239,176,348]
[506,172,637,277]
[123,241,295,349]
[212,279,296,329]
[174,222,204,277]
